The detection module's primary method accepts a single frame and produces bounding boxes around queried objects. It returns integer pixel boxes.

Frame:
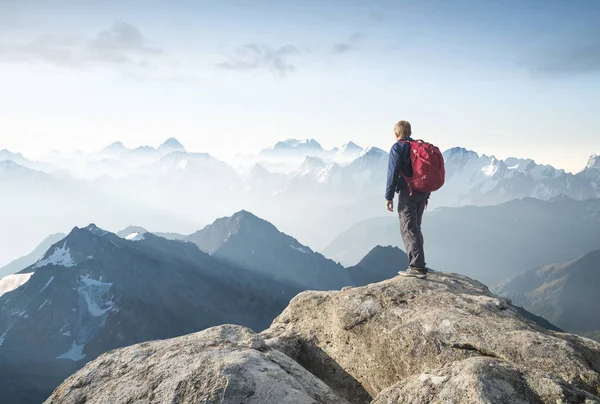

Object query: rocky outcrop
[263,272,600,402]
[45,325,348,404]
[373,358,600,404]
[47,272,600,403]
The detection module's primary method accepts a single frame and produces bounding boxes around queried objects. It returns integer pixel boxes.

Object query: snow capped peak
[481,157,507,178]
[281,139,322,148]
[83,224,108,236]
[266,139,324,152]
[443,147,479,161]
[340,141,362,151]
[159,138,186,154]
[125,232,145,241]
[586,152,600,170]
[117,226,149,238]
[359,146,387,159]
[333,142,364,164]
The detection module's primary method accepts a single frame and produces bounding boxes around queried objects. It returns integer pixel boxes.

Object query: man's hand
[386,200,394,212]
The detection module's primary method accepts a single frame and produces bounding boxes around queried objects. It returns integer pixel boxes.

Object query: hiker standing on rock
[385,120,445,279]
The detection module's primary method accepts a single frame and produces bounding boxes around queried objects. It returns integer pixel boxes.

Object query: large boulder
[372,357,600,404]
[45,325,348,404]
[263,272,600,403]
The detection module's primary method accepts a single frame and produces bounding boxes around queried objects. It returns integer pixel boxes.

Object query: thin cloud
[217,44,300,78]
[330,33,365,55]
[0,21,164,70]
[87,21,164,65]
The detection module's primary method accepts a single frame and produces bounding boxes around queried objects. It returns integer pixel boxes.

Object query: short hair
[394,120,412,139]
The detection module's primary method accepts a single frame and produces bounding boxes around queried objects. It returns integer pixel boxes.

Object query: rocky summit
[46,325,348,404]
[47,272,600,403]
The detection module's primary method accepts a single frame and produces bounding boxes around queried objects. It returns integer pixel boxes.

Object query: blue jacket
[385,139,413,201]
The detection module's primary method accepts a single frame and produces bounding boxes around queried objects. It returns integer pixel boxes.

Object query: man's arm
[385,143,401,203]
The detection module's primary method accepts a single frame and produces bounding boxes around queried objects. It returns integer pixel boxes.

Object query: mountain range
[323,196,600,284]
[0,222,304,403]
[0,210,414,403]
[2,207,599,402]
[495,249,600,341]
[2,137,600,273]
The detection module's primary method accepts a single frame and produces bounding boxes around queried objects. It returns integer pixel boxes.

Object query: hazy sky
[0,0,599,172]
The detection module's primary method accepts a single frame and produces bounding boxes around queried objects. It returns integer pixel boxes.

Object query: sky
[0,0,599,172]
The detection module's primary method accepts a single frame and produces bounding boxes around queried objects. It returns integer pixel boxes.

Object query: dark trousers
[398,188,427,269]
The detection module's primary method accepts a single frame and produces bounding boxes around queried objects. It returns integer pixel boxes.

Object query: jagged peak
[300,156,326,168]
[159,138,186,151]
[586,152,600,170]
[269,139,323,150]
[81,224,110,236]
[340,141,362,150]
[443,147,480,160]
[359,146,386,157]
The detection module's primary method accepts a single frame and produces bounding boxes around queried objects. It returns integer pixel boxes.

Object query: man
[385,120,429,279]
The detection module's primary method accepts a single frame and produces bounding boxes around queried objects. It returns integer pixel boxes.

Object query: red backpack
[400,140,445,193]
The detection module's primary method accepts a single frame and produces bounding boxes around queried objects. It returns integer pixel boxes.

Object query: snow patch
[0,273,34,297]
[290,245,310,254]
[79,276,114,317]
[110,240,123,249]
[57,341,86,361]
[0,326,12,347]
[35,242,75,268]
[125,232,145,241]
[41,276,55,292]
[38,299,49,311]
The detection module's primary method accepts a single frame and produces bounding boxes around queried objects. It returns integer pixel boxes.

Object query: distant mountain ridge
[2,138,600,271]
[323,196,600,284]
[495,249,600,340]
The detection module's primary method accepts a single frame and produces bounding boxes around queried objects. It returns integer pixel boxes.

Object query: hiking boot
[398,268,428,279]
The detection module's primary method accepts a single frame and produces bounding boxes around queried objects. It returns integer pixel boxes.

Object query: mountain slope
[495,249,600,338]
[187,210,349,290]
[0,225,300,404]
[323,196,600,284]
[347,246,407,286]
[0,233,66,278]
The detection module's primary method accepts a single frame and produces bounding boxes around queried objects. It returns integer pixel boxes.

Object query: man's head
[394,120,412,140]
